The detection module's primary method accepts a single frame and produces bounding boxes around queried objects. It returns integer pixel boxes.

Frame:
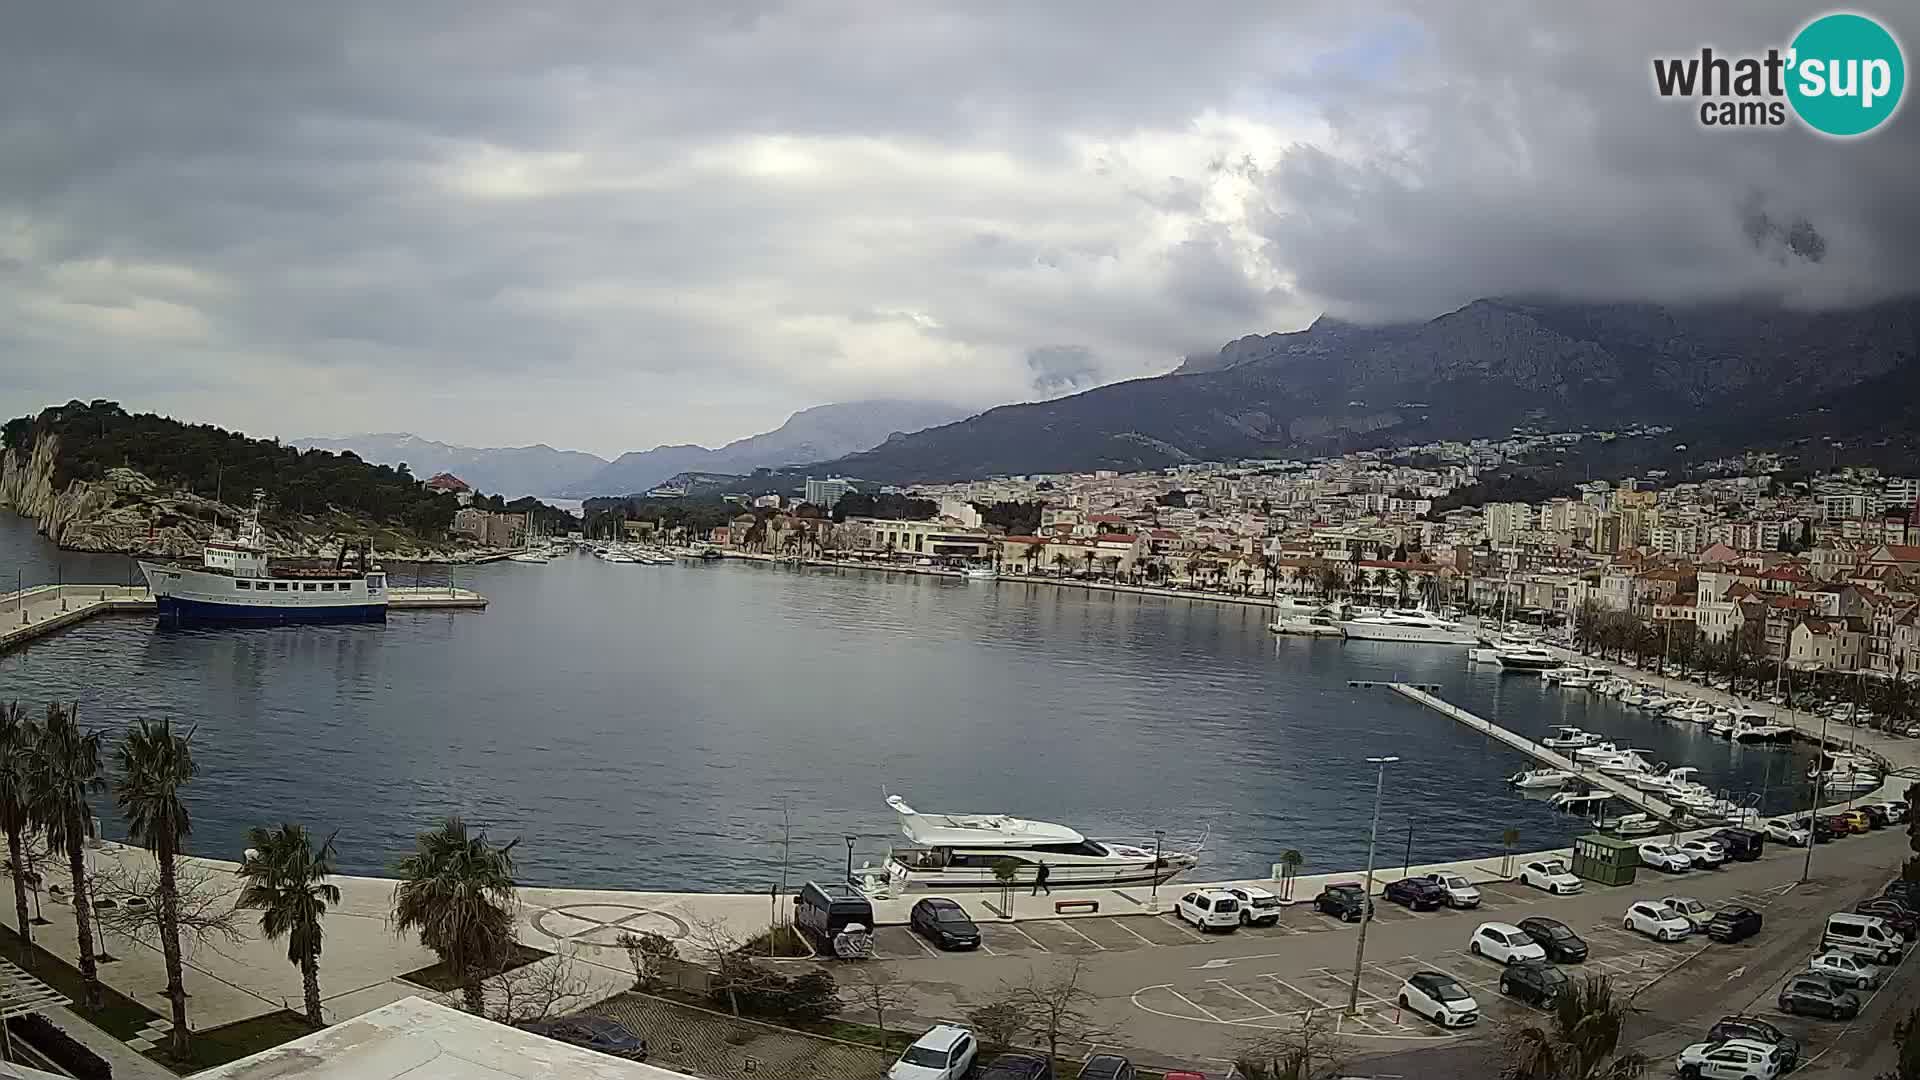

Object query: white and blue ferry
[139,495,388,625]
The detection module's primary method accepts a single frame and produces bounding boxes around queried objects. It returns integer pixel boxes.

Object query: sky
[3,2,1915,458]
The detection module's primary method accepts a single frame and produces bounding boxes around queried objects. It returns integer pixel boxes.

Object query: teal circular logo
[1787,13,1905,136]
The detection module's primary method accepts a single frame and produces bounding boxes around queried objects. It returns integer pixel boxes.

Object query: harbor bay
[1,512,1821,892]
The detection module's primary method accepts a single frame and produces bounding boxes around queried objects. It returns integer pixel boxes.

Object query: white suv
[1763,817,1810,846]
[1518,859,1582,894]
[1175,889,1242,932]
[1637,843,1693,872]
[1675,1037,1786,1079]
[1223,885,1282,927]
[1623,901,1692,942]
[889,1025,977,1080]
[1414,872,1482,908]
[1676,839,1726,867]
[1468,922,1547,965]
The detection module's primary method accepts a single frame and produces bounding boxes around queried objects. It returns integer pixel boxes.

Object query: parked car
[1076,1055,1134,1080]
[519,1017,648,1061]
[1469,922,1549,965]
[976,1053,1054,1080]
[1411,871,1482,908]
[1223,885,1282,927]
[794,880,876,950]
[890,1025,978,1080]
[1676,839,1726,868]
[1840,809,1874,834]
[1820,813,1855,837]
[1517,858,1583,895]
[1885,880,1920,907]
[1674,1037,1787,1079]
[1808,950,1883,989]
[1706,1016,1800,1071]
[1623,901,1693,942]
[1709,826,1765,861]
[1777,975,1861,1019]
[1383,876,1449,911]
[1872,800,1908,824]
[1637,843,1693,873]
[1824,912,1906,964]
[1854,899,1918,940]
[1517,916,1588,962]
[1661,896,1714,931]
[1314,882,1373,923]
[1396,971,1480,1027]
[1762,817,1810,847]
[1174,889,1243,932]
[1498,960,1569,1007]
[1859,804,1891,829]
[909,898,982,951]
[1805,815,1843,843]
[1705,905,1764,943]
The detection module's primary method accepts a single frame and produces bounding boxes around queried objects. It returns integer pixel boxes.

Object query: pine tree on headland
[391,817,519,1015]
[114,717,199,1058]
[27,703,106,1008]
[237,824,342,1027]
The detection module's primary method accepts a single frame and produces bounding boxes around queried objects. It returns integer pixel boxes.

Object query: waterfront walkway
[0,583,488,654]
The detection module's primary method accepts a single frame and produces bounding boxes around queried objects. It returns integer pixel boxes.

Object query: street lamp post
[1150,829,1166,908]
[1801,709,1832,884]
[843,835,857,887]
[1348,755,1399,1017]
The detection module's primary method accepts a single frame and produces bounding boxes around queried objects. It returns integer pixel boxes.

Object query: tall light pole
[1801,709,1831,885]
[1150,829,1166,908]
[1348,755,1399,1017]
[844,835,857,887]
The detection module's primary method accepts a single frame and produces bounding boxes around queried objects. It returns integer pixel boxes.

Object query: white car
[1676,839,1726,868]
[1808,950,1883,989]
[1468,922,1548,966]
[1637,843,1693,872]
[1174,889,1242,932]
[1415,872,1482,908]
[1518,859,1582,895]
[1623,901,1693,942]
[1661,896,1713,930]
[1870,801,1908,824]
[1763,817,1811,847]
[1224,885,1282,927]
[1396,971,1480,1027]
[889,1025,978,1080]
[1675,1037,1787,1079]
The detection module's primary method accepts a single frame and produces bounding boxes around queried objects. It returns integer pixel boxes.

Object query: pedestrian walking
[1033,860,1051,896]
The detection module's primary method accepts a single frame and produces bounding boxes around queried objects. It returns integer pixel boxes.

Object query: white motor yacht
[1548,791,1613,813]
[1496,643,1562,672]
[1269,596,1344,637]
[1509,768,1574,789]
[1572,741,1622,762]
[876,795,1197,892]
[1558,674,1596,689]
[507,551,550,564]
[962,565,1000,580]
[1542,726,1598,750]
[1338,607,1482,646]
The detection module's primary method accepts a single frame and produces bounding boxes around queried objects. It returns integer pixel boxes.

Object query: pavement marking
[1478,885,1539,905]
[1003,922,1053,953]
[898,928,940,959]
[1208,979,1283,1019]
[1411,955,1501,992]
[1110,919,1161,947]
[1261,973,1334,1010]
[1163,986,1227,1023]
[1164,916,1210,942]
[1056,919,1108,950]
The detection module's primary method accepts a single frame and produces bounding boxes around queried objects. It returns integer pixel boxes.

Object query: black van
[794,881,875,947]
[1710,827,1765,862]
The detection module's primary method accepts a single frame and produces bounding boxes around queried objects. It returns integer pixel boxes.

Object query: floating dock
[1,583,487,654]
[1388,681,1684,821]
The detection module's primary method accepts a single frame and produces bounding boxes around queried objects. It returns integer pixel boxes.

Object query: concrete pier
[1389,681,1685,821]
[0,583,487,654]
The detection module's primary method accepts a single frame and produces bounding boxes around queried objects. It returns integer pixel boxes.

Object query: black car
[1383,877,1448,911]
[1708,826,1765,861]
[1809,816,1844,843]
[1885,880,1920,907]
[1498,960,1569,1007]
[910,897,982,950]
[1077,1054,1135,1080]
[1707,1015,1802,1071]
[1855,899,1919,940]
[1860,804,1891,828]
[978,1053,1055,1080]
[1705,905,1763,943]
[1517,916,1589,962]
[519,1017,648,1060]
[1777,975,1860,1019]
[1314,882,1373,922]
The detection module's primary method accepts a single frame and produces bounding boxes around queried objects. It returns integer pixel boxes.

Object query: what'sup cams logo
[1652,11,1905,136]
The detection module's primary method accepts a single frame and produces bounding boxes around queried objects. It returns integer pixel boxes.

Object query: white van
[1823,913,1904,964]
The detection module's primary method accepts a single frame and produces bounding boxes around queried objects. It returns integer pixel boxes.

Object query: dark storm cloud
[2,1,1914,453]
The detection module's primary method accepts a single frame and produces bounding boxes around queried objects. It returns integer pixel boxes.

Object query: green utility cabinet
[1571,833,1641,887]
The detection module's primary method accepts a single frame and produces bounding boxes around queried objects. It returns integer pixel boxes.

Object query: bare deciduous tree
[615,929,678,992]
[844,964,911,1045]
[90,857,244,960]
[483,951,597,1025]
[964,1001,1024,1055]
[1001,959,1106,1067]
[686,915,781,1017]
[1233,1012,1351,1080]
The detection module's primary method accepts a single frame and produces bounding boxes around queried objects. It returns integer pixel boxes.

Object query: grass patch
[0,919,160,1040]
[399,942,551,992]
[738,924,813,958]
[146,1010,316,1073]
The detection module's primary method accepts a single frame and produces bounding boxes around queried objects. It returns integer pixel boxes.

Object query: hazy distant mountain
[820,295,1920,483]
[573,399,972,496]
[291,433,607,499]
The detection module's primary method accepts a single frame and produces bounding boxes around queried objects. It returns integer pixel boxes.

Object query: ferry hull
[156,595,387,625]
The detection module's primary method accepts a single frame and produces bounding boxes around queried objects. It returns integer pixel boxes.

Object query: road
[867,824,1914,1075]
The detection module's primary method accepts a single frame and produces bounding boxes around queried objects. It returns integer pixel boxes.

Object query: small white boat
[1509,768,1574,789]
[597,549,640,564]
[1270,597,1344,636]
[508,551,550,564]
[1467,645,1502,664]
[962,566,999,580]
[1821,771,1882,793]
[1572,741,1621,762]
[1542,726,1598,750]
[1548,791,1613,812]
[1559,674,1596,689]
[1496,644,1562,672]
[1604,813,1662,837]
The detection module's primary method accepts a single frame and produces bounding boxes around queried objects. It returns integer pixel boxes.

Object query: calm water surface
[0,513,1818,891]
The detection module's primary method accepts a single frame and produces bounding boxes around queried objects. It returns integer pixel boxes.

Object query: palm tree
[391,816,519,1015]
[1025,542,1046,574]
[28,702,106,1008]
[238,824,341,1027]
[1276,849,1305,901]
[1051,552,1073,577]
[114,717,198,1057]
[1319,567,1344,600]
[1392,568,1412,607]
[1,702,39,965]
[1500,973,1648,1079]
